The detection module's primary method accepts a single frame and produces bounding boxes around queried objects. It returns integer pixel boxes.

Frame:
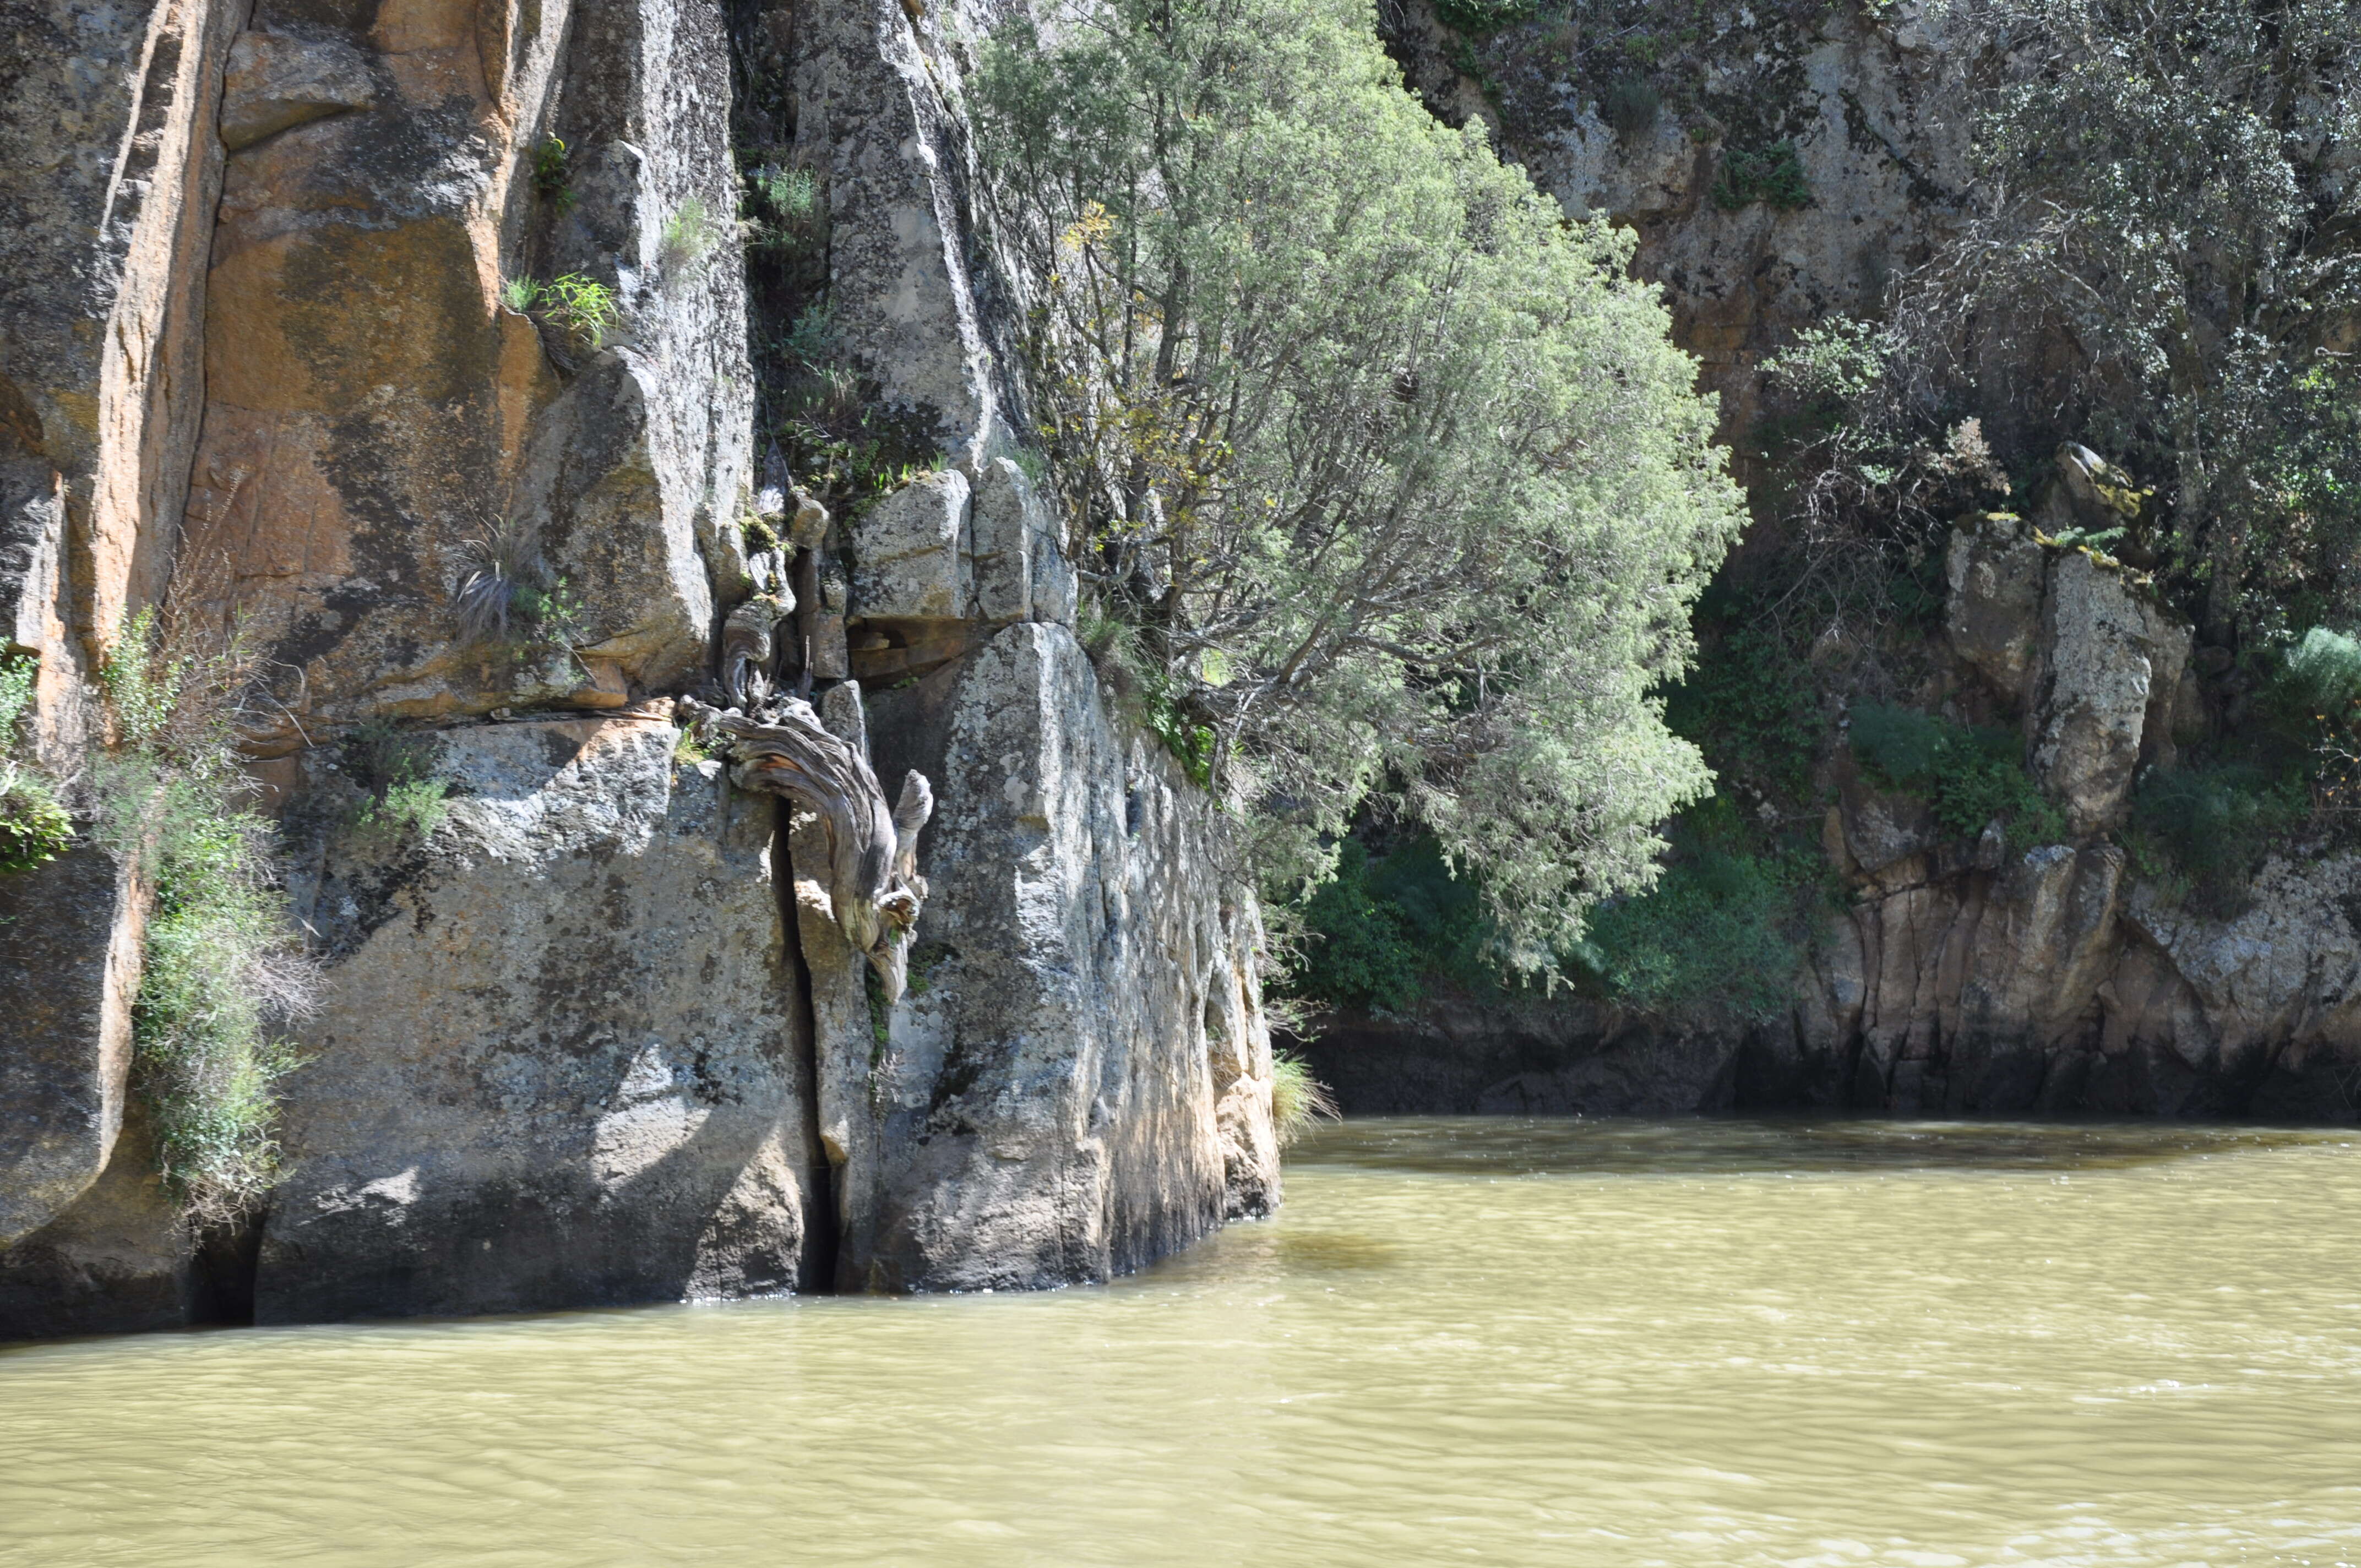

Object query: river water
[4,1118,2360,1567]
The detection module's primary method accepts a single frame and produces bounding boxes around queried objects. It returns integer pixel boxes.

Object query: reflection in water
[4,1117,2360,1567]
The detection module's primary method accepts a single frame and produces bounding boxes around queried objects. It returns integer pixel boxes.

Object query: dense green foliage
[1568,830,1810,1021]
[1,652,72,875]
[1853,0,2361,644]
[2282,627,2361,716]
[1287,836,1493,1014]
[974,0,1744,971]
[1848,703,2068,848]
[1430,0,1539,34]
[2126,760,2310,913]
[93,611,312,1219]
[1661,614,1823,796]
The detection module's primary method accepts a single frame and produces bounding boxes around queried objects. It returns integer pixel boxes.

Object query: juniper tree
[973,0,1745,970]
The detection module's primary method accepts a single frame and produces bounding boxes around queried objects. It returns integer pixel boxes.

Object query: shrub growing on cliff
[1,652,73,875]
[974,0,1744,972]
[1269,1051,1340,1145]
[93,609,314,1219]
[1848,701,2066,849]
[1880,0,2361,644]
[344,720,451,843]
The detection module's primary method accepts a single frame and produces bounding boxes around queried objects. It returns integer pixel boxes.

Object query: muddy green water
[6,1118,2361,1567]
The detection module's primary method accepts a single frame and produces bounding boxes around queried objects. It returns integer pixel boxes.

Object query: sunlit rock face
[2,0,1276,1340]
[253,716,829,1322]
[832,623,1279,1293]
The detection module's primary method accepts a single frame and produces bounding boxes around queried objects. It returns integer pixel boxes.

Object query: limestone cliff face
[0,0,1277,1340]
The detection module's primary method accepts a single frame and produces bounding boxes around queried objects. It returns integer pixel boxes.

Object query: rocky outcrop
[1390,2,1970,444]
[0,847,147,1246]
[826,623,1277,1292]
[1,0,1277,1341]
[1306,507,2361,1123]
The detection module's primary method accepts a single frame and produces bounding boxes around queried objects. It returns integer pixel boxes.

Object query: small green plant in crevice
[659,197,721,277]
[739,511,782,556]
[672,722,711,764]
[1713,140,1810,211]
[505,273,622,367]
[530,134,571,199]
[1269,1050,1338,1147]
[1847,701,2067,849]
[1,651,73,875]
[342,720,451,843]
[745,164,823,258]
[453,516,584,657]
[93,608,314,1221]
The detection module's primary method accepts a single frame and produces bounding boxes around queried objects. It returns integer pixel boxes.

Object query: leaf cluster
[1848,701,2067,848]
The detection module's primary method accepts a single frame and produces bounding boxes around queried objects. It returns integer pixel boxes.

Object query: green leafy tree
[973,0,1745,971]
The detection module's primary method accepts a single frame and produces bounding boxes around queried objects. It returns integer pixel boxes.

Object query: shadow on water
[1286,1114,2357,1177]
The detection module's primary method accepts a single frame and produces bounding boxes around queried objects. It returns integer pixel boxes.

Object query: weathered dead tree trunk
[679,694,934,1001]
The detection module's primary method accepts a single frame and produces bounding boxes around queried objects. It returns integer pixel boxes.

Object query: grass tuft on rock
[1270,1050,1339,1147]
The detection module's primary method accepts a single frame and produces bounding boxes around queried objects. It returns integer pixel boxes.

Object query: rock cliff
[1301,2,2361,1122]
[1,0,1277,1340]
[1312,502,2361,1121]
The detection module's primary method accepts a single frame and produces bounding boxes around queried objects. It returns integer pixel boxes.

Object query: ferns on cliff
[974,0,1744,975]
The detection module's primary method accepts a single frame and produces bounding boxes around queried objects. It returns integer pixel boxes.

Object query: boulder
[217,32,378,153]
[1945,511,2046,706]
[2032,551,2185,834]
[966,457,1037,626]
[788,0,1002,460]
[852,470,971,623]
[0,1107,194,1341]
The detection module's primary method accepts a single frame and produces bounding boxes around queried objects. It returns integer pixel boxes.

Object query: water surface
[5,1117,2360,1567]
